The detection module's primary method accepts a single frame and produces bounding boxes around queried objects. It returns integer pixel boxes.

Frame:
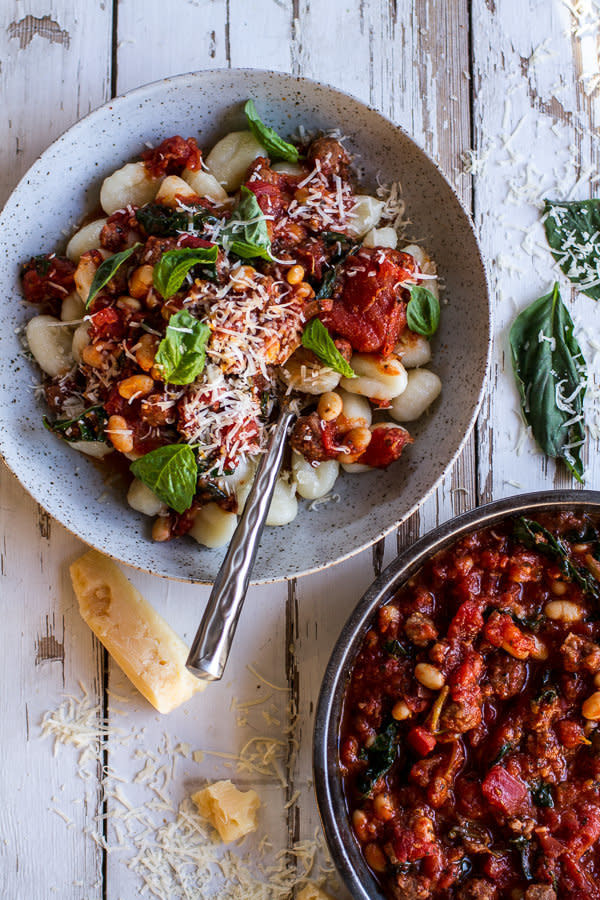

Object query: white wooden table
[1,2,599,897]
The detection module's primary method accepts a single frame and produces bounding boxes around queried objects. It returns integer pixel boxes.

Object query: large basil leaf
[301,318,356,378]
[220,186,272,261]
[406,285,440,337]
[130,444,197,514]
[244,99,300,163]
[86,244,140,309]
[153,246,218,299]
[356,719,399,796]
[544,199,600,300]
[154,309,211,385]
[509,283,587,482]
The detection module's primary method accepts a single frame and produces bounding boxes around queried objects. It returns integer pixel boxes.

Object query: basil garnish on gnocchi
[21,110,443,549]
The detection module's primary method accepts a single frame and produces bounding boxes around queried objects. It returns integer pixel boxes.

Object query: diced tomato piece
[407,726,436,756]
[484,611,537,660]
[88,306,124,343]
[21,254,75,311]
[142,136,202,177]
[483,853,517,885]
[481,765,527,815]
[356,426,413,469]
[448,600,484,643]
[246,180,286,218]
[320,248,416,356]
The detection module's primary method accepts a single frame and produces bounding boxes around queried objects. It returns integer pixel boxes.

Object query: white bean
[26,315,73,376]
[66,218,107,262]
[340,353,407,401]
[71,321,91,363]
[74,249,111,304]
[390,369,442,422]
[61,292,85,322]
[189,503,238,549]
[182,167,229,203]
[292,452,339,500]
[127,478,167,516]
[67,440,113,459]
[100,161,162,215]
[362,226,398,249]
[205,131,266,191]
[266,475,298,526]
[337,389,372,432]
[544,600,583,622]
[280,348,341,395]
[394,332,432,368]
[347,195,384,238]
[155,174,199,208]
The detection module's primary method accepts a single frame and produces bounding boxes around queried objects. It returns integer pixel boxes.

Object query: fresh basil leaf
[154,309,210,385]
[43,405,107,442]
[490,742,515,766]
[244,99,300,163]
[220,186,273,261]
[130,444,197,514]
[406,285,440,337]
[531,781,554,808]
[544,199,600,300]
[356,718,399,796]
[509,283,587,482]
[153,246,218,299]
[301,318,356,378]
[514,516,600,601]
[86,244,140,309]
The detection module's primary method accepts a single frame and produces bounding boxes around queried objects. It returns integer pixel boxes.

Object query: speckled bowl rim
[313,489,600,898]
[0,68,492,584]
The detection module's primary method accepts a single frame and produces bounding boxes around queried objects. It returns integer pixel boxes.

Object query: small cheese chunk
[191,780,260,842]
[70,549,204,713]
[297,884,339,900]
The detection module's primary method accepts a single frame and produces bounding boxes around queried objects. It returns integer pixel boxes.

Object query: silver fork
[186,397,298,682]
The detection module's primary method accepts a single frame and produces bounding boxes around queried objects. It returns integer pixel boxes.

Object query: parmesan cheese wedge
[191,780,260,842]
[297,884,338,900]
[70,550,204,713]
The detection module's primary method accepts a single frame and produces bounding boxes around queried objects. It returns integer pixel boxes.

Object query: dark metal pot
[313,490,600,900]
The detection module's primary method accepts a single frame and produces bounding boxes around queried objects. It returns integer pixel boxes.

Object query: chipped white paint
[1,0,598,896]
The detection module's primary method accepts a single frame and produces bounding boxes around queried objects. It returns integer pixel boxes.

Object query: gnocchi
[23,110,442,554]
[348,195,384,238]
[100,161,162,215]
[182,167,229,203]
[26,315,73,376]
[205,130,266,191]
[340,353,408,402]
[390,369,442,422]
[66,219,108,262]
[281,347,342,395]
[190,503,238,548]
[292,452,339,500]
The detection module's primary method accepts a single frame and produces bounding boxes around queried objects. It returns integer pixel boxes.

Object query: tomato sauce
[340,512,600,900]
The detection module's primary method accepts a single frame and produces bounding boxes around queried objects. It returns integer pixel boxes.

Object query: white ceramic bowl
[0,69,490,583]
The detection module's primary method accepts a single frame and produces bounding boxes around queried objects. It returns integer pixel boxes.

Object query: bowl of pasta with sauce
[0,69,490,583]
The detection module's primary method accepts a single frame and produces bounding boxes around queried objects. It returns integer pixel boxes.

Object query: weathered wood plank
[472,0,600,501]
[0,2,112,896]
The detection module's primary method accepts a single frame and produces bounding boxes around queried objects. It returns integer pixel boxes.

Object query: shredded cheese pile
[39,683,339,900]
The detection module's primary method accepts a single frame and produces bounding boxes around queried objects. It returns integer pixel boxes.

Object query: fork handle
[186,402,296,682]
